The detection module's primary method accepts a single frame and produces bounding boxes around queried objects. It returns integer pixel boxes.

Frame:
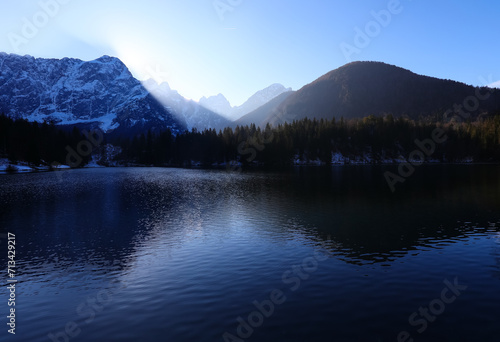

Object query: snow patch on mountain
[489,80,500,89]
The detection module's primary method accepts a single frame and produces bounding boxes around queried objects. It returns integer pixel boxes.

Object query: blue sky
[0,0,499,106]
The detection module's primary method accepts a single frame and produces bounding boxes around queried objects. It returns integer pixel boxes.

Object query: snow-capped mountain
[143,80,231,131]
[199,83,292,120]
[232,83,293,120]
[199,93,233,119]
[0,53,184,134]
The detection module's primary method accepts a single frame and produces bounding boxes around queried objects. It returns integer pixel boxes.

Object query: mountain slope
[0,53,185,134]
[266,61,500,125]
[199,83,292,120]
[143,80,231,131]
[199,93,233,118]
[236,91,295,127]
[231,83,293,120]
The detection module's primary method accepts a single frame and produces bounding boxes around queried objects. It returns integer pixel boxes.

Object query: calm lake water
[1,166,500,341]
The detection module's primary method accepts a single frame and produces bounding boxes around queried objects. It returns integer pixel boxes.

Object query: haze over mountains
[1,53,499,137]
[236,91,295,127]
[141,79,232,131]
[199,83,292,121]
[0,53,293,133]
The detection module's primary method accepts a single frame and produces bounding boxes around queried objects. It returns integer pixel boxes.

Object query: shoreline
[1,161,500,175]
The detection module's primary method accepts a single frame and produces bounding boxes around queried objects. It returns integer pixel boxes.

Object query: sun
[112,43,148,79]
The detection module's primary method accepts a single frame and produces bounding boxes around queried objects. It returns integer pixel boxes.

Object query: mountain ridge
[2,54,499,135]
[199,83,292,120]
[236,91,295,127]
[142,79,231,131]
[0,52,185,135]
[265,61,500,125]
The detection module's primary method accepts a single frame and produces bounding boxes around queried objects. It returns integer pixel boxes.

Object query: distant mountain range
[1,53,499,136]
[141,79,232,131]
[235,91,295,127]
[199,83,292,121]
[0,53,293,133]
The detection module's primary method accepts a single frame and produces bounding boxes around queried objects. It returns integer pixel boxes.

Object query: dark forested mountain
[0,53,185,135]
[266,61,500,125]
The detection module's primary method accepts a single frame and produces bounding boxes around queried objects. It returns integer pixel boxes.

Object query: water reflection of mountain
[1,165,500,273]
[236,165,500,265]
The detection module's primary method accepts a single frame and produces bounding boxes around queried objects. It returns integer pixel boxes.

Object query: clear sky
[0,0,499,106]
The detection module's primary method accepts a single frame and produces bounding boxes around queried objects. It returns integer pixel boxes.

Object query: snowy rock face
[143,80,231,131]
[0,53,184,133]
[199,93,233,119]
[199,83,292,120]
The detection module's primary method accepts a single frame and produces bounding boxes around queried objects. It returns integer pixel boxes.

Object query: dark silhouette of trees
[0,113,90,167]
[114,115,500,167]
[2,112,500,168]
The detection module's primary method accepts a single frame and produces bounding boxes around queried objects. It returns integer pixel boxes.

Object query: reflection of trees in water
[4,167,500,279]
[265,165,500,265]
[311,219,500,266]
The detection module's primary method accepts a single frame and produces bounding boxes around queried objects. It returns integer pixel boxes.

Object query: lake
[1,166,500,341]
